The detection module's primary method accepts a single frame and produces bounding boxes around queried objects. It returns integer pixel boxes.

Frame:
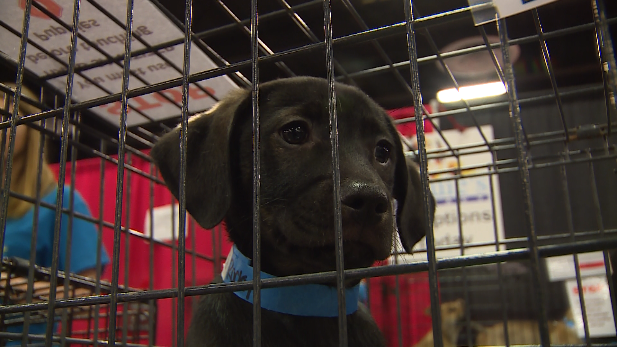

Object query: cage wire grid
[0,0,615,346]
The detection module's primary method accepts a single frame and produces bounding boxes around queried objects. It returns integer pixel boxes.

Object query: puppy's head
[151,77,434,278]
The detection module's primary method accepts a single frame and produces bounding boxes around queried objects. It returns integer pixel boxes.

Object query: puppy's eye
[374,142,391,163]
[280,121,309,145]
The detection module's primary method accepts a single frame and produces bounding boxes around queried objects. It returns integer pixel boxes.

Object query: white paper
[143,204,187,242]
[0,0,238,127]
[494,0,561,19]
[468,0,562,25]
[567,276,616,338]
[547,251,608,282]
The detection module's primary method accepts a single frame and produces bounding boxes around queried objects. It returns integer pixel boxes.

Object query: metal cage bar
[322,1,349,345]
[560,155,592,345]
[44,0,82,345]
[496,16,551,346]
[0,235,615,316]
[250,0,263,345]
[107,0,136,345]
[403,2,441,347]
[175,0,194,345]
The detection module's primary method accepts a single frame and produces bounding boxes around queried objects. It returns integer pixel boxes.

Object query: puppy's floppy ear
[394,151,436,253]
[150,89,249,229]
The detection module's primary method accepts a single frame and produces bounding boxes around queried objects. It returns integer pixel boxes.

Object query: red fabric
[368,273,434,347]
[50,151,232,346]
[388,106,434,138]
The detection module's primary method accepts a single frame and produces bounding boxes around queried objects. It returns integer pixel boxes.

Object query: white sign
[143,204,187,242]
[493,0,561,19]
[393,125,505,262]
[0,0,238,127]
[468,0,562,25]
[566,276,616,338]
[547,251,608,282]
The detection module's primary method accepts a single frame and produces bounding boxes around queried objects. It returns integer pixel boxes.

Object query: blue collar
[222,245,360,317]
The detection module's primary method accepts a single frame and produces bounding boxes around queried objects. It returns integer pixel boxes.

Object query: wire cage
[0,0,616,346]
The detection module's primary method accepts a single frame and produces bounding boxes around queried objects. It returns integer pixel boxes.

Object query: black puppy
[151,77,434,347]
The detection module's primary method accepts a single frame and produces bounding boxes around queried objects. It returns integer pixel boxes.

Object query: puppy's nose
[341,182,389,223]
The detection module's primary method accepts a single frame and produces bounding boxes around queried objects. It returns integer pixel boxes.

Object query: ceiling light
[436,81,506,103]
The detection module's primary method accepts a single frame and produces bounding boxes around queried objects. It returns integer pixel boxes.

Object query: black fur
[151,77,435,347]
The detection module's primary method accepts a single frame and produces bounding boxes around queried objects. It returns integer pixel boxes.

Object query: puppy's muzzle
[339,180,393,262]
[341,181,389,225]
